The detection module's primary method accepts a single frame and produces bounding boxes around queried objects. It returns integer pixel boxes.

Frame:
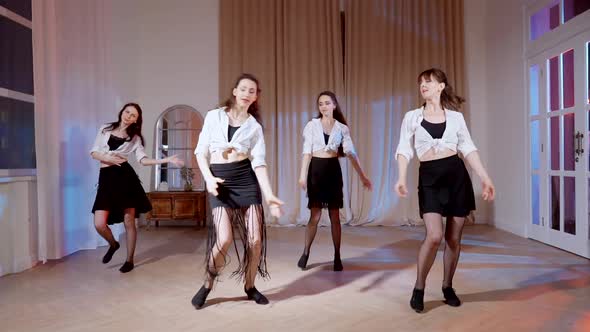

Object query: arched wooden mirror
[153,104,204,191]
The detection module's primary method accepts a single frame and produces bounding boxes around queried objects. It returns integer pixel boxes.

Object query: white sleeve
[394,112,415,161]
[302,121,313,154]
[194,111,213,156]
[341,125,356,156]
[133,136,148,162]
[250,126,267,168]
[90,125,107,155]
[456,113,477,157]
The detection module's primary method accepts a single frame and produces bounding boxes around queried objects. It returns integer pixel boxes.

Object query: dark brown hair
[316,91,347,157]
[222,73,263,127]
[418,68,465,111]
[103,102,145,145]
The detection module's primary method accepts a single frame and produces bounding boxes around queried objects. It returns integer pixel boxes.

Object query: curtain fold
[344,0,466,225]
[210,0,465,226]
[33,0,125,260]
[220,0,344,225]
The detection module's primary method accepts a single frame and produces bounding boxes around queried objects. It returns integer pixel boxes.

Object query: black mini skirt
[418,154,475,218]
[306,157,343,209]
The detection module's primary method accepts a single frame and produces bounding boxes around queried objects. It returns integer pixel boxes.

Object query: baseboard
[13,255,39,274]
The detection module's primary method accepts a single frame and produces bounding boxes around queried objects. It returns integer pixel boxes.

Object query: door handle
[574,131,584,162]
[575,132,584,162]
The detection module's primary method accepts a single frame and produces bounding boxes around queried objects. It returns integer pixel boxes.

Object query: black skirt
[205,159,268,282]
[418,154,476,218]
[92,162,152,225]
[208,159,263,209]
[307,157,343,209]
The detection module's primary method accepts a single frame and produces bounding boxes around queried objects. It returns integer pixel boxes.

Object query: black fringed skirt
[205,159,268,282]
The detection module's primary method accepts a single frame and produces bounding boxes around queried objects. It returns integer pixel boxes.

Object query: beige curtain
[33,0,127,260]
[220,0,465,226]
[220,0,344,225]
[344,0,465,225]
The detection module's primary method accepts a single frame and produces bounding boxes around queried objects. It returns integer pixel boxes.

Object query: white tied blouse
[194,107,266,169]
[302,118,356,156]
[395,107,477,161]
[90,125,148,166]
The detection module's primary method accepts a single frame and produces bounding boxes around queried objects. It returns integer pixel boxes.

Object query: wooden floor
[1,225,589,332]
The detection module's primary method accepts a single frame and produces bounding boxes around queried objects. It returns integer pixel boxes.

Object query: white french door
[527,30,590,258]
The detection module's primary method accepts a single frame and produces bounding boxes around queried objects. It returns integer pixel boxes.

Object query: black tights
[303,208,341,257]
[414,213,465,290]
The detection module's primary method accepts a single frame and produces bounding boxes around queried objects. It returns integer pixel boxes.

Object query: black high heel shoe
[442,286,461,307]
[245,287,269,305]
[410,288,424,313]
[297,253,309,270]
[191,286,211,309]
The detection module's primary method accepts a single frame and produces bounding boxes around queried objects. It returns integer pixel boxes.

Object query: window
[0,2,35,176]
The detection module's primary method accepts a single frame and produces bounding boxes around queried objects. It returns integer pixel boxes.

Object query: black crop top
[108,134,126,151]
[421,119,446,139]
[228,125,240,142]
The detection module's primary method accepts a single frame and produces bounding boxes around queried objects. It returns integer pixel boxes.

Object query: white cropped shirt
[395,107,477,161]
[194,107,266,168]
[302,118,356,156]
[90,125,148,165]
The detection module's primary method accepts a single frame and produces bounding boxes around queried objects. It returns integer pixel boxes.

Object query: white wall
[0,178,38,276]
[107,0,220,190]
[1,0,219,276]
[464,0,532,236]
[464,0,490,224]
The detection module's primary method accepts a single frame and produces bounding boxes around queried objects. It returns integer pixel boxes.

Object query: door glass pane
[530,1,560,41]
[531,120,541,170]
[549,55,560,111]
[564,113,575,171]
[564,0,590,22]
[530,64,540,116]
[563,49,575,108]
[551,176,560,231]
[587,42,590,104]
[550,117,561,170]
[564,177,576,235]
[0,97,36,169]
[532,174,540,225]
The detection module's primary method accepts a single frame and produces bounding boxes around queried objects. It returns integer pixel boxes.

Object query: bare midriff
[311,150,338,158]
[209,149,250,164]
[418,147,457,162]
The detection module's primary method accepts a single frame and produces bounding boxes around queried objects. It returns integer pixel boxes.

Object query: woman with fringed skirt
[191,73,284,309]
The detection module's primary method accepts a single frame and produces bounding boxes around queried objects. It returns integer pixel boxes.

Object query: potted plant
[180,166,195,191]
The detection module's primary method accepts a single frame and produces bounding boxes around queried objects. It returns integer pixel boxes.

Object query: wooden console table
[146,191,207,227]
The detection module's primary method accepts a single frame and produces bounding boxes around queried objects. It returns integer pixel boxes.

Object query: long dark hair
[316,91,347,157]
[222,73,263,127]
[418,68,465,111]
[103,102,145,145]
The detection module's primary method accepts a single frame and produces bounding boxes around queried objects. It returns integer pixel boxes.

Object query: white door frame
[524,0,590,258]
